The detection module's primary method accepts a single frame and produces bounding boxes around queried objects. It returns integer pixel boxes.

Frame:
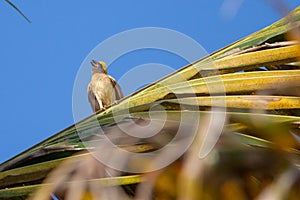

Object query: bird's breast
[89,74,117,105]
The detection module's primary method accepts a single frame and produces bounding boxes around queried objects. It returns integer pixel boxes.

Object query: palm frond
[5,0,31,23]
[1,5,300,200]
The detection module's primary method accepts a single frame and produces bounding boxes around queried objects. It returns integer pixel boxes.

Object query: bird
[87,60,124,112]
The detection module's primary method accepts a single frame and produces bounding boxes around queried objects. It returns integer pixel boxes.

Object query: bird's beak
[91,60,97,65]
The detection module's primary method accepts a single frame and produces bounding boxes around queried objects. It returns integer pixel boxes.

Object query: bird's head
[91,60,108,74]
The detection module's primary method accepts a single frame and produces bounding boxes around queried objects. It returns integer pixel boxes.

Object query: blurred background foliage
[1,2,300,200]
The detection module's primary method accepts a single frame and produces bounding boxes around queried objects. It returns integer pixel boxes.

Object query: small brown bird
[87,60,124,112]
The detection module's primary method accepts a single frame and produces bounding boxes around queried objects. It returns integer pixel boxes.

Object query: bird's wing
[87,84,101,112]
[108,75,124,100]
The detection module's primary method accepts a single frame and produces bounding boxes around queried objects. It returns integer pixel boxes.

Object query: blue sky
[0,1,299,163]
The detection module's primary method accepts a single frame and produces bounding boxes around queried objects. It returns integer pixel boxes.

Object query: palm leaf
[1,5,300,199]
[4,0,31,23]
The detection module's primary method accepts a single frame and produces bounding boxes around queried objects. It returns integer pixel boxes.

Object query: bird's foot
[100,107,107,111]
[112,100,119,106]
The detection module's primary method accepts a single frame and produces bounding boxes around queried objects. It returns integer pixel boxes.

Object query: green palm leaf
[1,5,300,199]
[5,0,31,23]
